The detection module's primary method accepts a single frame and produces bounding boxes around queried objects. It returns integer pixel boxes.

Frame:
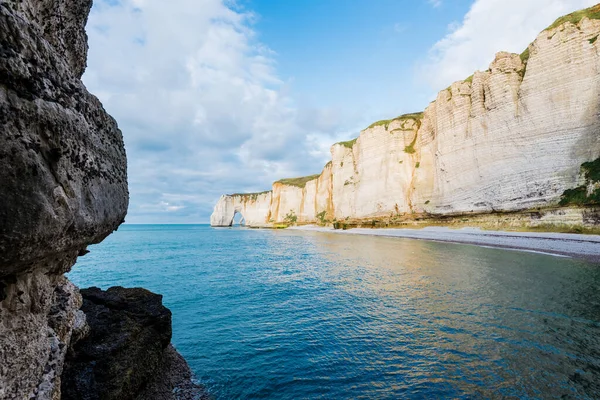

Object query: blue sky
[242,0,471,114]
[83,0,597,223]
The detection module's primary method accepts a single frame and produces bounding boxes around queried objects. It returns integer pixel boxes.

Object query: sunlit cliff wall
[211,10,600,227]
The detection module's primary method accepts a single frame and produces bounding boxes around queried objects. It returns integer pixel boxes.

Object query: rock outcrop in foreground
[62,287,206,400]
[212,5,600,231]
[0,1,202,398]
[0,0,127,397]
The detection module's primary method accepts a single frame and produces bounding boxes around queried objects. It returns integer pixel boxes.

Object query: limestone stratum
[211,4,600,232]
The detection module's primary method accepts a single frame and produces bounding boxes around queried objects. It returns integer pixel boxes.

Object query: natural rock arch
[231,209,246,226]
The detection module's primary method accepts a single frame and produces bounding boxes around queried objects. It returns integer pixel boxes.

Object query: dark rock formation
[0,1,203,399]
[0,0,128,398]
[138,345,210,400]
[62,287,206,400]
[0,0,128,277]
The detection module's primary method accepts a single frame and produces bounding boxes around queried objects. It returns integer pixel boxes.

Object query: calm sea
[68,224,600,399]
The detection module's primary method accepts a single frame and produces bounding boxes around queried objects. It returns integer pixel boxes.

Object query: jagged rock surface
[137,345,210,400]
[0,1,207,399]
[0,0,128,277]
[62,287,205,400]
[0,274,88,400]
[0,0,128,398]
[211,13,600,227]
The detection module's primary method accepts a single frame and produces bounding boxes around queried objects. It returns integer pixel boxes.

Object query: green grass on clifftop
[545,4,600,31]
[517,4,599,79]
[518,47,531,77]
[228,190,271,200]
[366,112,424,131]
[275,174,321,188]
[520,48,530,64]
[335,138,358,149]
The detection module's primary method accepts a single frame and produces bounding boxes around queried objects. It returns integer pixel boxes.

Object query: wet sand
[289,226,600,263]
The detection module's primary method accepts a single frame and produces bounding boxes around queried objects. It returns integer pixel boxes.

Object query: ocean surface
[68,224,600,399]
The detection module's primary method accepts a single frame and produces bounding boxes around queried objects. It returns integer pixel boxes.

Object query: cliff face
[421,27,599,214]
[0,0,128,398]
[211,8,600,228]
[0,1,206,399]
[62,287,206,400]
[0,2,204,399]
[329,116,423,219]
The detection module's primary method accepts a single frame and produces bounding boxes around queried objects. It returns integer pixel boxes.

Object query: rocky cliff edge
[0,1,202,398]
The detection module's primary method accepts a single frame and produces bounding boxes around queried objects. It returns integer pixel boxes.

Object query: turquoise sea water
[68,224,600,399]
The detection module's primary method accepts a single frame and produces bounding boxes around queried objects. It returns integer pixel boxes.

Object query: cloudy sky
[84,0,597,223]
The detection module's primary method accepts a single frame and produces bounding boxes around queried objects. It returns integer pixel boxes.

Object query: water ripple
[68,225,600,399]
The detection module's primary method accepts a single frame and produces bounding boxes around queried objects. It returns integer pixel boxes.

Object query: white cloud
[84,0,336,223]
[420,0,598,90]
[84,0,596,223]
[140,201,185,212]
[429,0,443,8]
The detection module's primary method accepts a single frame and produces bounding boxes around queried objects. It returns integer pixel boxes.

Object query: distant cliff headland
[212,4,600,233]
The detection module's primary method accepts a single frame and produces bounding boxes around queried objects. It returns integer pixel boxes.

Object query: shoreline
[288,225,600,263]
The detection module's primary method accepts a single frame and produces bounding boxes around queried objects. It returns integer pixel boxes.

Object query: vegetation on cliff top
[518,47,531,78]
[446,73,476,94]
[545,4,600,31]
[520,47,530,64]
[335,138,358,149]
[447,3,600,92]
[229,190,271,200]
[334,112,424,152]
[275,174,321,188]
[366,112,424,131]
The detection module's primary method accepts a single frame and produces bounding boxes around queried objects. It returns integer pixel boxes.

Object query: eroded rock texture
[0,0,128,276]
[61,287,206,400]
[0,0,128,398]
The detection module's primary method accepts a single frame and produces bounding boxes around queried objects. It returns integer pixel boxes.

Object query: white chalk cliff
[211,6,600,227]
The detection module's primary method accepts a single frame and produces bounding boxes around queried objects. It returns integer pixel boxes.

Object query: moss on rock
[545,4,600,32]
[229,191,271,201]
[275,174,321,188]
[559,158,600,206]
[366,112,424,131]
[335,138,358,149]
